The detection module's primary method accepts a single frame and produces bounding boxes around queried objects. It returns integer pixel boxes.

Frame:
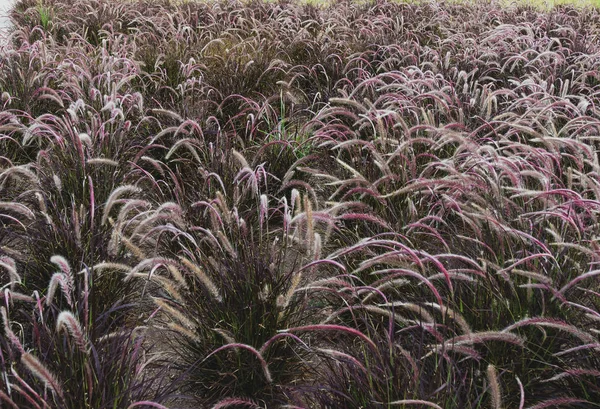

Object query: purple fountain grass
[2,0,600,407]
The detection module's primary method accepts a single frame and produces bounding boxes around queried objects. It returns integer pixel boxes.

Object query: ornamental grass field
[1,0,600,408]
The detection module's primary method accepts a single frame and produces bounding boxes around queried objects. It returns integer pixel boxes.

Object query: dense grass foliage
[1,0,600,407]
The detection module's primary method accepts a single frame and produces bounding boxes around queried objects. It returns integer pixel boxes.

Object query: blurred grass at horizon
[455,0,600,9]
[167,0,600,11]
[5,0,600,11]
[211,0,600,8]
[1,0,599,35]
[334,0,600,9]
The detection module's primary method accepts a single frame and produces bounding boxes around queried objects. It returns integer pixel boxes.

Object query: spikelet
[277,272,302,309]
[304,195,314,254]
[166,139,202,163]
[128,210,166,238]
[317,348,367,373]
[107,221,121,257]
[56,311,88,353]
[380,302,435,324]
[53,174,62,191]
[362,278,410,302]
[120,235,147,261]
[87,157,119,167]
[290,189,301,216]
[328,97,369,114]
[281,324,376,350]
[0,202,35,220]
[385,400,442,408]
[73,205,82,248]
[130,257,177,277]
[116,199,151,224]
[21,352,64,400]
[50,255,75,298]
[167,322,200,342]
[150,108,184,122]
[395,343,420,386]
[215,230,237,259]
[78,133,92,146]
[232,149,250,169]
[50,255,71,275]
[515,375,525,409]
[487,364,502,409]
[323,304,409,327]
[212,328,236,344]
[46,273,73,307]
[92,262,132,275]
[214,191,231,225]
[127,401,173,409]
[34,191,47,213]
[511,268,553,284]
[0,256,20,289]
[553,343,600,357]
[281,197,292,236]
[258,282,270,302]
[205,343,272,383]
[102,185,142,225]
[2,289,33,304]
[426,303,472,335]
[96,326,147,344]
[154,276,184,303]
[503,317,596,344]
[542,368,600,383]
[210,398,262,409]
[446,331,525,348]
[179,257,222,302]
[1,306,24,353]
[0,165,39,189]
[558,269,600,295]
[167,264,187,288]
[152,297,195,330]
[259,193,268,227]
[156,201,183,215]
[312,232,322,260]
